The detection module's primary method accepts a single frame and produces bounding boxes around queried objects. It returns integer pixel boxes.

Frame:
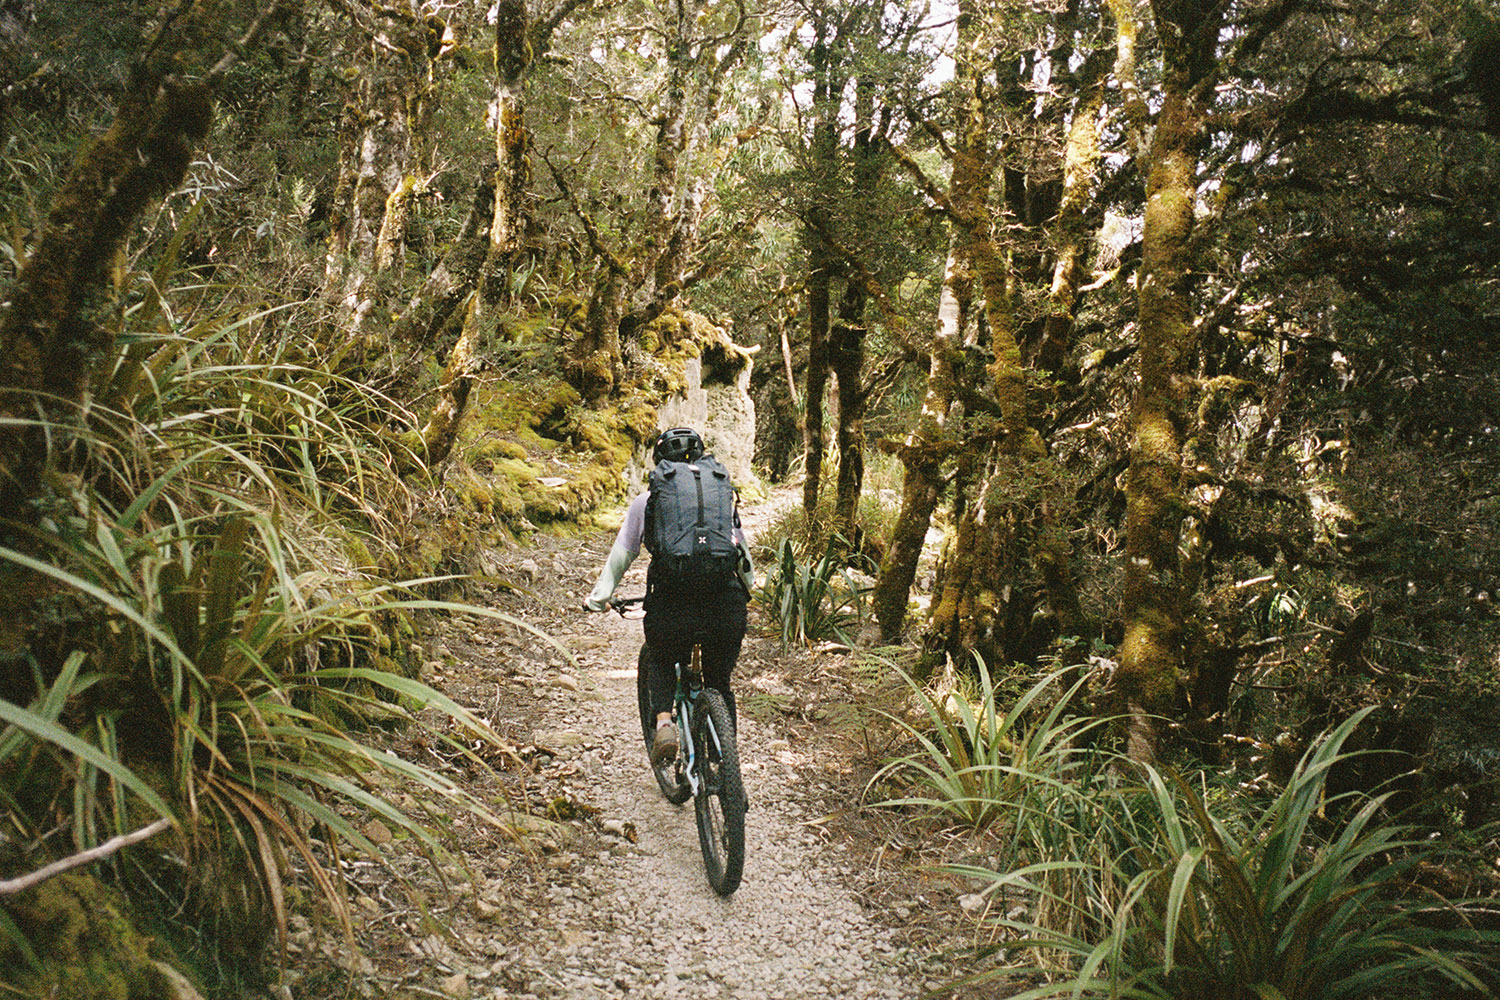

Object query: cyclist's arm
[584,493,648,610]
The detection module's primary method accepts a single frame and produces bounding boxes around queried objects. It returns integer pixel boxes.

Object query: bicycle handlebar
[610,595,646,618]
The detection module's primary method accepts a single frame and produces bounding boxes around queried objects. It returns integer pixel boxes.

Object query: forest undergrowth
[4,0,1500,997]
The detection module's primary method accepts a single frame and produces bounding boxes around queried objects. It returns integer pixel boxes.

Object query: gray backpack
[644,455,740,595]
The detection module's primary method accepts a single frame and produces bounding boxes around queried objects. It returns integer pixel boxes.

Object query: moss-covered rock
[1,872,193,1000]
[449,374,656,535]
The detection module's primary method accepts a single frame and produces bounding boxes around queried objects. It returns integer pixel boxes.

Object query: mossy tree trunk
[1116,0,1225,760]
[871,231,972,642]
[920,0,1015,662]
[0,4,277,537]
[555,0,745,403]
[323,0,441,338]
[803,242,832,518]
[799,15,841,519]
[478,0,531,311]
[873,0,1005,645]
[889,0,1094,665]
[830,74,880,545]
[390,163,497,346]
[1033,80,1104,376]
[646,0,690,296]
[964,58,1101,649]
[416,0,531,465]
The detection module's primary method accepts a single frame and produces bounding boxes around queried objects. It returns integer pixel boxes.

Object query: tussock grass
[758,535,870,647]
[0,276,541,982]
[869,668,1498,999]
[866,660,1107,833]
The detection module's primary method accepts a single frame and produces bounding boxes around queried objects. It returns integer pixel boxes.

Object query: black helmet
[653,427,704,464]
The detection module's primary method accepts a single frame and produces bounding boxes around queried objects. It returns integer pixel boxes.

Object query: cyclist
[583,428,754,766]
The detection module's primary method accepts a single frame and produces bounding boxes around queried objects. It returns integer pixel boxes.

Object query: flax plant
[0,290,545,974]
[866,661,1107,832]
[760,536,869,647]
[955,708,1497,999]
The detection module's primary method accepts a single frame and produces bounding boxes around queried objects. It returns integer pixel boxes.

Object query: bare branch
[887,142,961,223]
[534,0,601,58]
[206,1,289,86]
[0,819,174,896]
[539,149,628,276]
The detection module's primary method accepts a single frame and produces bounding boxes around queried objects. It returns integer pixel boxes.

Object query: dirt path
[289,493,986,999]
[472,500,922,999]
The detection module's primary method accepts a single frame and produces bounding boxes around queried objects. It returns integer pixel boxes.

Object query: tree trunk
[0,72,215,528]
[408,0,532,465]
[481,0,531,309]
[1116,0,1224,759]
[576,265,625,400]
[1033,84,1103,375]
[323,3,435,336]
[803,246,832,517]
[830,305,866,544]
[872,234,971,641]
[871,445,945,644]
[830,73,877,545]
[0,1,279,532]
[920,0,1093,664]
[391,164,497,345]
[414,297,481,466]
[800,20,839,520]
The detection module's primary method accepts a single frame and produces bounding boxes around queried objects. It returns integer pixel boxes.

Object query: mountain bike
[612,596,745,896]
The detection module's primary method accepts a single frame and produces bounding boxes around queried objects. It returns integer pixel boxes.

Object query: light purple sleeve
[616,491,649,556]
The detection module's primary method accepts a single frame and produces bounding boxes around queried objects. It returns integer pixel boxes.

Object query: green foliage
[0,285,543,984]
[867,660,1107,832]
[1,872,174,1000]
[945,709,1497,999]
[758,536,869,647]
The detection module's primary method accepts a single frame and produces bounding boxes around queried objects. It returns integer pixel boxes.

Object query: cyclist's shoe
[650,723,679,767]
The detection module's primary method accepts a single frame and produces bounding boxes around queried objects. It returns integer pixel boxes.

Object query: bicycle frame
[610,597,723,796]
[609,593,745,895]
[673,645,725,799]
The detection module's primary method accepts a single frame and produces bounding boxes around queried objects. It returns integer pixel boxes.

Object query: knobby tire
[638,645,689,804]
[692,688,745,896]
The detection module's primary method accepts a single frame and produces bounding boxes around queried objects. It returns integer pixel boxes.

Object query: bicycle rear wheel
[638,645,689,804]
[692,689,746,895]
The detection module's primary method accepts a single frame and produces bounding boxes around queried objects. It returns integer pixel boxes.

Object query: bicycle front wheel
[692,688,746,896]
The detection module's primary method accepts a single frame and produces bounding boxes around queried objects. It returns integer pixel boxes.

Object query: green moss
[343,532,378,574]
[430,305,750,548]
[470,438,528,463]
[1,872,184,1000]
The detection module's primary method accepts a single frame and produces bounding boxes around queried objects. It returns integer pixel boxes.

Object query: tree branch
[206,1,289,86]
[533,0,601,59]
[886,142,961,223]
[0,819,174,896]
[539,149,628,276]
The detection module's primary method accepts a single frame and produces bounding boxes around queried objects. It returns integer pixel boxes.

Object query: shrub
[955,708,1498,999]
[758,535,870,647]
[0,297,538,985]
[867,660,1107,833]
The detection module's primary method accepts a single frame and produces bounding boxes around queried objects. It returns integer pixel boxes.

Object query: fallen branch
[0,818,174,896]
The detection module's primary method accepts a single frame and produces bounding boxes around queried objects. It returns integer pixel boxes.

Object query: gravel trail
[491,522,921,999]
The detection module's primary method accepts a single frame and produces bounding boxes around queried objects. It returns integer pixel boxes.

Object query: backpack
[644,454,740,596]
